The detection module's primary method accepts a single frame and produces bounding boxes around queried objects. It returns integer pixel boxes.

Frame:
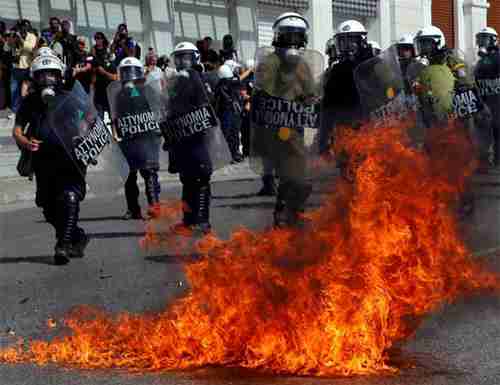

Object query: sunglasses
[94,35,104,40]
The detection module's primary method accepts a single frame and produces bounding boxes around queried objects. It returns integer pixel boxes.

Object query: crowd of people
[0,17,254,165]
[9,11,500,265]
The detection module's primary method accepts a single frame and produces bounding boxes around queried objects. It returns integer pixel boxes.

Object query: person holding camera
[7,20,37,116]
[73,38,92,93]
[111,24,141,66]
[90,32,117,119]
[51,19,78,68]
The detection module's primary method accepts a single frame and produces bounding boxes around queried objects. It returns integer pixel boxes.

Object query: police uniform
[16,92,88,264]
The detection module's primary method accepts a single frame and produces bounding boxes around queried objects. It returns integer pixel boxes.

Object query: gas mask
[477,34,496,57]
[34,69,61,104]
[174,52,195,71]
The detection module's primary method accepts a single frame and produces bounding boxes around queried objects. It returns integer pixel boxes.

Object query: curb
[0,163,260,211]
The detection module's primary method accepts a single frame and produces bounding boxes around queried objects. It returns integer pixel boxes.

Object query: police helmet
[414,26,446,57]
[172,41,201,71]
[272,12,309,48]
[476,27,498,50]
[396,33,416,59]
[334,20,368,57]
[30,54,65,88]
[118,56,144,82]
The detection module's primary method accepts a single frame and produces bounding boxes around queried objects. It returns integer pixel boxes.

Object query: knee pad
[180,173,211,190]
[57,190,79,205]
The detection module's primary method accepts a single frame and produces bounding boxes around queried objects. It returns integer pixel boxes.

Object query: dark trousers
[220,109,241,158]
[240,111,251,157]
[124,169,160,213]
[42,191,84,246]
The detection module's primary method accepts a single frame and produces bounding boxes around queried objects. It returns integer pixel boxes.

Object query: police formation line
[12,11,500,265]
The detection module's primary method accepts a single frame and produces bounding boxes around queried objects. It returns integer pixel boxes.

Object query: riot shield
[160,69,231,170]
[250,47,324,175]
[354,46,409,126]
[48,81,128,197]
[473,49,500,165]
[107,80,165,172]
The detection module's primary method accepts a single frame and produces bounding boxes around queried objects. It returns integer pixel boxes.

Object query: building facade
[0,0,497,61]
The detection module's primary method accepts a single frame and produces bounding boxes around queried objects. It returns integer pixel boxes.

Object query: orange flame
[1,119,499,376]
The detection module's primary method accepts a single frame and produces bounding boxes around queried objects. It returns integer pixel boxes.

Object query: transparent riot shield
[160,69,231,170]
[250,47,324,176]
[48,81,128,198]
[354,46,409,126]
[474,48,500,166]
[107,79,166,172]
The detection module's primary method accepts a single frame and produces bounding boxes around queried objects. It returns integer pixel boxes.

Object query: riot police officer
[474,27,500,167]
[13,54,89,265]
[164,42,215,234]
[111,57,162,219]
[251,12,321,227]
[319,20,374,160]
[413,26,490,215]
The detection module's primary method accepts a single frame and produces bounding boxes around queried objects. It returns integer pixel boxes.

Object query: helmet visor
[397,44,415,59]
[33,69,61,87]
[415,37,438,57]
[119,66,144,82]
[174,51,195,70]
[335,34,364,55]
[476,33,496,49]
[276,27,307,48]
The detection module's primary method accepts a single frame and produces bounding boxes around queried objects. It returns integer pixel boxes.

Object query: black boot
[142,169,161,218]
[54,241,71,265]
[182,185,194,226]
[54,191,80,265]
[124,170,142,220]
[70,227,89,258]
[191,184,212,235]
[273,181,312,228]
[257,175,276,196]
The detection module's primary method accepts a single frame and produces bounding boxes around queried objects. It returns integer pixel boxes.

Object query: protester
[7,20,37,117]
[215,64,243,163]
[90,32,116,119]
[73,38,93,93]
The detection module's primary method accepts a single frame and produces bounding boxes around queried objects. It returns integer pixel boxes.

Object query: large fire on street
[1,120,499,376]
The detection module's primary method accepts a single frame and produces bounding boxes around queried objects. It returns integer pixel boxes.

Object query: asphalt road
[0,177,500,385]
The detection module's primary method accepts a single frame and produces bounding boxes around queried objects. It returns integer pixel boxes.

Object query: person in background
[7,20,37,117]
[73,38,93,93]
[201,36,217,64]
[0,23,13,111]
[45,17,61,46]
[219,34,238,63]
[204,50,220,105]
[111,24,141,66]
[110,23,129,58]
[196,40,206,63]
[240,80,252,158]
[55,19,78,68]
[90,32,116,119]
[144,48,161,78]
[215,64,244,163]
[157,55,170,71]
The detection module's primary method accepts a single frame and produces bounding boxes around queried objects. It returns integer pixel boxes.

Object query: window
[124,5,142,32]
[0,0,19,20]
[86,1,107,29]
[51,0,72,10]
[105,3,124,30]
[174,0,230,47]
